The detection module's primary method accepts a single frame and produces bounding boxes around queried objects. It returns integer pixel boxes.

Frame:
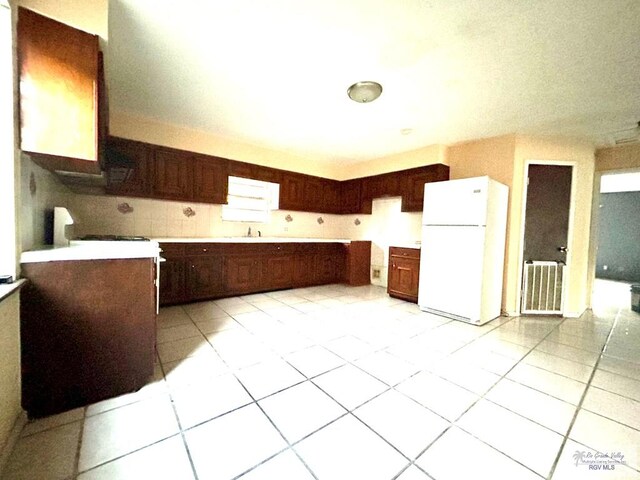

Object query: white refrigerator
[418,176,508,325]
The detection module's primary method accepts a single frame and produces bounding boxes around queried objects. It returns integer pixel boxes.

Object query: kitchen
[2,1,640,479]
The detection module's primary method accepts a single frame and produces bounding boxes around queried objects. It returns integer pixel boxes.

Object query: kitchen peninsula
[19,240,160,417]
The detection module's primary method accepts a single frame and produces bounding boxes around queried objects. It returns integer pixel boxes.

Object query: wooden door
[322,180,341,214]
[340,179,362,214]
[153,148,192,200]
[280,173,306,210]
[263,255,294,290]
[159,259,185,305]
[521,164,572,314]
[304,177,324,212]
[192,155,227,204]
[18,8,100,166]
[186,256,224,300]
[293,252,316,286]
[388,256,420,301]
[226,256,262,293]
[524,165,572,263]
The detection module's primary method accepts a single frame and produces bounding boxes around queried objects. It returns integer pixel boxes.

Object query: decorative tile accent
[285,214,293,222]
[317,217,324,225]
[354,218,361,226]
[183,207,196,218]
[117,202,134,214]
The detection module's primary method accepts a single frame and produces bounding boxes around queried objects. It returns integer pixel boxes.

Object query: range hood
[53,146,135,192]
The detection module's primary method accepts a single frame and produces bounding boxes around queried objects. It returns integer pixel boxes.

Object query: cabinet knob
[202,248,207,252]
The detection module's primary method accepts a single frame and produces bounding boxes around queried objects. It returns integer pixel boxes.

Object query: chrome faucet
[247,227,252,237]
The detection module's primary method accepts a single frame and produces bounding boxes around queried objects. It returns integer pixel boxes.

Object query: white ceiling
[107,0,640,165]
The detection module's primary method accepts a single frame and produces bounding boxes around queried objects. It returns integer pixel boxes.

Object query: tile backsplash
[67,194,346,240]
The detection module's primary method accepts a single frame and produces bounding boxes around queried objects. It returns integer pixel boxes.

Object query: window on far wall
[222,176,280,223]
[0,1,17,278]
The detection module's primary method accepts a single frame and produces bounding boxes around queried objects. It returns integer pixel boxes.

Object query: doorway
[520,163,574,315]
[595,170,640,282]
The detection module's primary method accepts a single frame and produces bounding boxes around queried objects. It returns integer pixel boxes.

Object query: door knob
[558,246,568,253]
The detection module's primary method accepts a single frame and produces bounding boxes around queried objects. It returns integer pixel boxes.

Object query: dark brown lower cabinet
[226,255,263,294]
[387,246,421,303]
[263,255,294,290]
[159,258,185,304]
[187,256,224,300]
[159,241,372,305]
[20,258,157,418]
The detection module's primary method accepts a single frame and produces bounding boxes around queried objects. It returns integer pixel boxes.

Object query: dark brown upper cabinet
[340,179,362,214]
[400,164,450,212]
[279,172,307,211]
[18,8,101,174]
[105,138,152,197]
[192,155,228,204]
[152,148,193,201]
[322,180,342,214]
[304,177,325,213]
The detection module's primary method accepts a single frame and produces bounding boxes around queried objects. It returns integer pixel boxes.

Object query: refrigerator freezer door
[422,177,488,226]
[418,225,485,322]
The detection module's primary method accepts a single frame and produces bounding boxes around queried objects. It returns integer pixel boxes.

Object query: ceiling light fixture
[347,81,383,103]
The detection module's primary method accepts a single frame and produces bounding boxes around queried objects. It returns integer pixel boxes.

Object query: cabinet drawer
[159,243,186,259]
[185,243,225,256]
[389,246,420,260]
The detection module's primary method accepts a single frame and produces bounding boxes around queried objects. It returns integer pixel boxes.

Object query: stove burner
[77,235,150,241]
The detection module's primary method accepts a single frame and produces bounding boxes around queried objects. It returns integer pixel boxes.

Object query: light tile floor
[4,280,640,480]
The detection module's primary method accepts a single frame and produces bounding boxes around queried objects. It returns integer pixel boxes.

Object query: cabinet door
[192,155,228,204]
[186,256,225,300]
[105,138,152,197]
[263,255,294,290]
[322,180,341,214]
[279,173,307,211]
[304,177,324,212]
[340,179,362,214]
[226,256,263,294]
[159,258,185,305]
[18,8,99,166]
[293,252,316,286]
[315,245,345,284]
[387,255,420,302]
[401,164,450,212]
[152,148,192,200]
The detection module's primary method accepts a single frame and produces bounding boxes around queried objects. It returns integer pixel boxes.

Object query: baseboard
[563,309,586,318]
[0,410,27,477]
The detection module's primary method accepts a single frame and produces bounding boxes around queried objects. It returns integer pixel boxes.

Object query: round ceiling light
[347,81,383,103]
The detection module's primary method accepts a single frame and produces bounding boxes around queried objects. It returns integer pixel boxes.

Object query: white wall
[20,155,72,251]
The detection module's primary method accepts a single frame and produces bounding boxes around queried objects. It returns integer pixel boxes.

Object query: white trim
[516,160,577,317]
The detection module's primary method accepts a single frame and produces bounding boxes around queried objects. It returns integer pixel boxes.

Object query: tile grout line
[546,306,631,479]
[158,358,202,480]
[71,407,87,480]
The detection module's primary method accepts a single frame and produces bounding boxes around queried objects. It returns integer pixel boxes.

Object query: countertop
[152,237,354,244]
[391,242,422,249]
[20,241,161,264]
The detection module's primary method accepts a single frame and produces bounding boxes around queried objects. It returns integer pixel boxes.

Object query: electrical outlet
[372,268,381,279]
